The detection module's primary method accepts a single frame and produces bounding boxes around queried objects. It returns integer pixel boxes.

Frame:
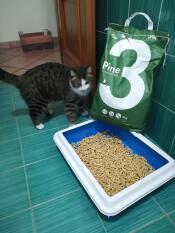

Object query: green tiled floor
[101,197,164,233]
[0,119,19,143]
[0,139,22,172]
[22,129,58,164]
[0,168,29,218]
[0,82,175,233]
[0,210,33,233]
[134,217,175,233]
[26,156,80,205]
[33,189,104,233]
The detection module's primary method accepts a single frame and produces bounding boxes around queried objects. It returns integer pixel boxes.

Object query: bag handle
[124,12,153,30]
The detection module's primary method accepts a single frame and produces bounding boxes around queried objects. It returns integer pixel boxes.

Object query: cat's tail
[0,68,19,86]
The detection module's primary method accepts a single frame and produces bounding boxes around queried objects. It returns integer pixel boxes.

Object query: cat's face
[69,66,93,96]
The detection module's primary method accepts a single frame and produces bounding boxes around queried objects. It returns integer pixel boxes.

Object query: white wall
[0,0,58,42]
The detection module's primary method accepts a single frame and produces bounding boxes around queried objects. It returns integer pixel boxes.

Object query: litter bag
[91,12,169,131]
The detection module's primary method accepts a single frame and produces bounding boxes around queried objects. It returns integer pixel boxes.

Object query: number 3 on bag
[99,38,151,110]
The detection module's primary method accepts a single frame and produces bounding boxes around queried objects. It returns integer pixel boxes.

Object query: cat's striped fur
[0,62,93,129]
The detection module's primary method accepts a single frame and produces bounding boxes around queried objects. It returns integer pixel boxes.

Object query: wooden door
[55,0,96,77]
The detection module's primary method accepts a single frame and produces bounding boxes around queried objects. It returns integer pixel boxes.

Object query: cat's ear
[86,66,92,74]
[86,66,93,78]
[70,70,76,77]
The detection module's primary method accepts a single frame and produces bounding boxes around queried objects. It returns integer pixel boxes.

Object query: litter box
[53,119,175,216]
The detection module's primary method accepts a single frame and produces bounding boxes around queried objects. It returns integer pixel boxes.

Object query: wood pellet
[72,131,154,196]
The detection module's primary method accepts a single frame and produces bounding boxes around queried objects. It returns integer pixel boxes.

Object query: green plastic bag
[91,12,169,131]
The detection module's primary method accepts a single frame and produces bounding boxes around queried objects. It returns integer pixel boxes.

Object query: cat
[0,62,93,129]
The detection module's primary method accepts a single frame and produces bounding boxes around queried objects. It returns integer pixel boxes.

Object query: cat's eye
[73,82,81,88]
[85,80,90,84]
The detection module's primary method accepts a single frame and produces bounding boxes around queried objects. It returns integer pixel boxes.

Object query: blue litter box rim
[63,120,168,170]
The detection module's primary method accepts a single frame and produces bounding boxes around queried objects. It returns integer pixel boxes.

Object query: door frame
[55,0,96,79]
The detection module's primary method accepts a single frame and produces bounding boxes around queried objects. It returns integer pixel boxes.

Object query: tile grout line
[0,154,58,175]
[106,0,108,26]
[166,53,175,58]
[0,126,57,145]
[54,117,60,130]
[168,208,175,216]
[12,96,37,233]
[128,0,131,18]
[130,215,165,233]
[21,127,57,138]
[152,196,175,227]
[169,134,175,156]
[0,208,32,222]
[152,99,175,115]
[97,213,108,233]
[25,154,58,167]
[156,0,164,30]
[12,51,53,71]
[0,189,80,222]
[31,188,80,209]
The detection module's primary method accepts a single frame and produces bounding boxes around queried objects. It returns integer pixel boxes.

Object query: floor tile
[1,55,38,69]
[0,83,13,96]
[0,139,22,172]
[10,85,20,94]
[17,115,57,137]
[0,119,18,143]
[0,106,15,122]
[77,115,90,124]
[55,114,69,130]
[0,168,29,218]
[26,156,80,205]
[22,128,58,164]
[158,0,175,55]
[0,47,23,56]
[19,51,50,60]
[0,94,13,108]
[170,137,175,158]
[108,0,129,25]
[129,0,162,29]
[96,0,107,31]
[13,92,27,109]
[153,179,175,213]
[0,54,14,63]
[24,60,48,70]
[169,211,175,224]
[134,217,175,233]
[34,189,105,233]
[14,68,28,76]
[44,51,61,62]
[100,197,163,233]
[55,113,89,130]
[0,210,33,233]
[145,101,175,153]
[152,55,175,112]
[0,66,18,74]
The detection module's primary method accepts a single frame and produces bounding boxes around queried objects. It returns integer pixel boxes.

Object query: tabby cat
[0,62,93,129]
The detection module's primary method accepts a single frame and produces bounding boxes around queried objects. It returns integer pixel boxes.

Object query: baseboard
[0,37,59,49]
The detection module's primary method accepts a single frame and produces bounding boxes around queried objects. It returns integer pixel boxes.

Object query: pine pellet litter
[72,131,154,196]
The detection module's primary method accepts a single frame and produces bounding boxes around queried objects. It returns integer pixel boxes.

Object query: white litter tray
[53,119,175,216]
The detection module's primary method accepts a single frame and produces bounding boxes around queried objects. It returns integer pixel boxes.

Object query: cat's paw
[81,110,88,116]
[36,123,44,130]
